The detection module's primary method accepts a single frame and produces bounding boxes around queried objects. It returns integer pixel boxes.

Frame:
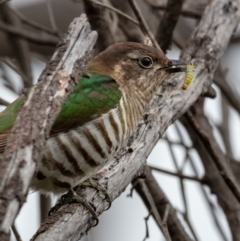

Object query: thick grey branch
[0,14,97,240]
[31,0,240,240]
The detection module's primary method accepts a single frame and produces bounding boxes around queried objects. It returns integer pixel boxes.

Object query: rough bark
[0,14,97,241]
[30,0,240,240]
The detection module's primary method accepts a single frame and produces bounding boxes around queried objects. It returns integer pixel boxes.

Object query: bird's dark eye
[138,56,153,68]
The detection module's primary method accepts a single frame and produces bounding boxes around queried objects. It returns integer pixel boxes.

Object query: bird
[0,42,186,195]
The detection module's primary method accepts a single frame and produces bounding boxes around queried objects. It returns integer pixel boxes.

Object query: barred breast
[31,96,143,194]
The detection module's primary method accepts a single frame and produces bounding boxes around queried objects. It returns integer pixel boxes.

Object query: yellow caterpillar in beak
[182,62,194,90]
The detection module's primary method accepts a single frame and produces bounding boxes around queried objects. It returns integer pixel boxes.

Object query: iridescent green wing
[51,73,121,134]
[0,95,26,152]
[0,73,121,151]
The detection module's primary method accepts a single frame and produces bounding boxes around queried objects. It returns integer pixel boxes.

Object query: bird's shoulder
[51,73,122,135]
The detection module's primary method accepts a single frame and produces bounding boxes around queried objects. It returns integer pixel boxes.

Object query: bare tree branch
[30,0,240,240]
[39,195,51,223]
[0,14,97,240]
[214,65,240,114]
[9,7,58,36]
[144,0,208,18]
[0,20,59,46]
[181,99,240,240]
[83,0,118,51]
[0,98,9,106]
[185,110,240,202]
[0,4,33,87]
[46,0,60,36]
[156,0,185,53]
[11,223,22,241]
[128,0,160,48]
[0,57,31,89]
[134,166,193,241]
[111,0,144,42]
[149,165,204,183]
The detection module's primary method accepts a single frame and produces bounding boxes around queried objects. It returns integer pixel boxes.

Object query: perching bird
[0,42,186,195]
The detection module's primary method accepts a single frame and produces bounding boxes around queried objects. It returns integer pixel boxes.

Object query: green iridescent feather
[0,73,121,135]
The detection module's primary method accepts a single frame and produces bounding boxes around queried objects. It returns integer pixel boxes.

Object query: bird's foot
[48,188,98,226]
[48,179,111,226]
[77,178,112,210]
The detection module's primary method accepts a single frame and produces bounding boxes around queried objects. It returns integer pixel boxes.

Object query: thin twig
[11,223,22,241]
[9,7,58,36]
[144,0,205,18]
[40,194,52,223]
[134,167,193,240]
[214,66,240,114]
[1,5,33,87]
[127,0,160,49]
[137,179,172,241]
[185,111,240,203]
[165,132,199,241]
[84,0,139,25]
[187,153,228,241]
[46,0,59,36]
[162,136,192,149]
[143,212,151,241]
[156,0,184,53]
[150,165,204,183]
[162,204,170,224]
[218,94,233,158]
[0,98,9,106]
[0,20,58,46]
[0,57,31,87]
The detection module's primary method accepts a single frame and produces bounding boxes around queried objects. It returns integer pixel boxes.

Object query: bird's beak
[159,59,187,73]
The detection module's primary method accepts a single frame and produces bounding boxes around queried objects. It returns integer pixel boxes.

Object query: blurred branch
[30,0,240,240]
[128,0,160,48]
[46,0,60,36]
[214,65,240,114]
[0,57,31,88]
[83,0,117,51]
[1,4,33,87]
[143,213,151,241]
[0,98,9,106]
[165,134,199,240]
[111,0,144,42]
[0,20,59,46]
[134,178,172,240]
[134,166,193,241]
[218,94,233,157]
[11,223,22,241]
[0,14,97,240]
[40,195,52,223]
[144,0,208,18]
[188,154,229,241]
[185,111,240,202]
[83,0,139,25]
[174,122,229,241]
[0,0,9,5]
[156,0,184,53]
[9,7,59,36]
[181,99,240,240]
[150,165,204,183]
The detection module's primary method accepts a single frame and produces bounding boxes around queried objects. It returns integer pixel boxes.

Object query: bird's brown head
[88,42,186,100]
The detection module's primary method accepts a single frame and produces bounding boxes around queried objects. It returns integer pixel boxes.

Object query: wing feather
[0,74,121,152]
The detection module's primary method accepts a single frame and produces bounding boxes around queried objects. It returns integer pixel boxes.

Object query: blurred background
[0,0,239,240]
